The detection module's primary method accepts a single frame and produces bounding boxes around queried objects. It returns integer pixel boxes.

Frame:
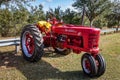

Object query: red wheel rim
[83,58,91,73]
[85,60,91,71]
[25,32,35,54]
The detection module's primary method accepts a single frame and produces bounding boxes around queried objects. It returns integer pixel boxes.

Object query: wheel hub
[25,33,35,54]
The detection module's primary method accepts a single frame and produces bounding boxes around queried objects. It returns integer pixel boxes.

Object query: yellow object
[37,21,51,29]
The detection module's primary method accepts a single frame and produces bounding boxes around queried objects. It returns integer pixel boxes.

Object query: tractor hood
[52,24,100,36]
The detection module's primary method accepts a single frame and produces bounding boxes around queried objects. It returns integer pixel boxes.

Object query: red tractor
[20,18,106,77]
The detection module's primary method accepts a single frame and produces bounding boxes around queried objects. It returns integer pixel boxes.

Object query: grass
[0,33,120,80]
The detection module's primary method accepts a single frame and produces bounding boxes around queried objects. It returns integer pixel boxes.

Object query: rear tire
[21,25,44,62]
[81,53,97,77]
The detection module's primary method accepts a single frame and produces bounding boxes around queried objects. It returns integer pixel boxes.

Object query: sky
[31,0,75,12]
[30,0,119,12]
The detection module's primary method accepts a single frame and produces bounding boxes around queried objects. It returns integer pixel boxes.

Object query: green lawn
[0,33,120,80]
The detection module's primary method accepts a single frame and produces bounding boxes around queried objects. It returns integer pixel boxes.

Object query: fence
[101,28,120,34]
[0,38,20,53]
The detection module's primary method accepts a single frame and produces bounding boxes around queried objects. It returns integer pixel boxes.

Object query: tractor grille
[88,34,99,49]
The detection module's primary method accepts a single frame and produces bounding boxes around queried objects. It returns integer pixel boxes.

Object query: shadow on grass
[43,49,66,58]
[0,51,92,80]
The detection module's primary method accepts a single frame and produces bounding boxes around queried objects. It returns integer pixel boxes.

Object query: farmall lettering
[65,29,76,33]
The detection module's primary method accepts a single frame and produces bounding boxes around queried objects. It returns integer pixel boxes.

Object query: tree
[72,0,111,27]
[46,7,82,25]
[105,1,120,31]
[28,4,45,23]
[0,0,35,37]
[0,8,13,36]
[46,7,63,21]
[63,8,74,24]
[0,0,10,6]
[63,8,81,24]
[0,0,35,6]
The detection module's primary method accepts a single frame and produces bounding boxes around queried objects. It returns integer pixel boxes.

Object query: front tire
[21,25,44,62]
[95,54,106,77]
[81,53,97,77]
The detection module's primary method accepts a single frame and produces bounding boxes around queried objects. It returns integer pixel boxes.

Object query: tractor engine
[57,35,67,42]
[52,25,100,54]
